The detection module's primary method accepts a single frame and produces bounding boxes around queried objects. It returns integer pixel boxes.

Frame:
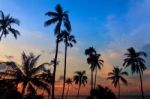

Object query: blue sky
[0,0,130,49]
[0,0,150,95]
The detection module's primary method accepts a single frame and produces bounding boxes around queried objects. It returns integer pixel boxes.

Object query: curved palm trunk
[65,84,70,99]
[139,70,144,99]
[62,43,68,99]
[91,69,93,90]
[77,84,81,99]
[52,40,59,99]
[118,81,120,99]
[94,67,97,89]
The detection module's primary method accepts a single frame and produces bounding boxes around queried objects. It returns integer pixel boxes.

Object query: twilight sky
[0,0,150,95]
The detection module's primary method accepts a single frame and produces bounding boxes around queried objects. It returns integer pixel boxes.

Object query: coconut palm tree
[123,47,147,99]
[85,47,96,89]
[0,52,50,96]
[44,4,71,99]
[91,53,103,89]
[65,78,73,99]
[107,67,128,99]
[73,70,88,99]
[85,47,103,89]
[0,10,20,41]
[61,30,76,99]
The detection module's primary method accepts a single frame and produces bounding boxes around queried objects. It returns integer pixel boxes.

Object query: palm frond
[8,28,20,39]
[55,4,63,14]
[120,77,128,85]
[44,17,59,27]
[31,63,50,75]
[45,11,58,17]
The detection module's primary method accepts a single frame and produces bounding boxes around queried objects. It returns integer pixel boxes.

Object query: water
[45,96,150,99]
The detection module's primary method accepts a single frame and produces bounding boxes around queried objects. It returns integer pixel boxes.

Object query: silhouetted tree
[73,70,87,99]
[0,10,20,41]
[0,52,50,96]
[5,89,22,99]
[123,47,147,99]
[92,53,103,89]
[65,78,73,99]
[0,80,22,99]
[107,67,128,99]
[44,4,71,99]
[24,95,43,99]
[85,47,103,89]
[60,30,76,99]
[87,85,117,99]
[85,47,96,89]
[37,69,53,98]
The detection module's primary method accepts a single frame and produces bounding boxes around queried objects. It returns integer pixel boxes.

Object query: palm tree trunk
[65,84,69,99]
[49,84,51,96]
[62,43,68,99]
[118,81,120,99]
[139,70,144,99]
[91,69,93,90]
[0,31,4,41]
[42,89,45,97]
[94,67,97,89]
[77,84,81,99]
[52,40,59,99]
[21,84,27,96]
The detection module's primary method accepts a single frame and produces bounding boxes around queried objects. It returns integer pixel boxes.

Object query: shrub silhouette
[87,85,117,99]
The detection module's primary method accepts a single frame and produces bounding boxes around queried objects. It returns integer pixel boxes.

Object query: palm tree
[92,53,103,89]
[44,4,71,99]
[107,67,128,99]
[65,78,73,99]
[0,10,20,41]
[61,30,76,99]
[85,47,96,89]
[0,52,50,96]
[73,70,88,99]
[85,47,103,89]
[123,47,147,99]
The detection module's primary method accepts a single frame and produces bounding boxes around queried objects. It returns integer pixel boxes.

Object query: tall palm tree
[0,10,20,41]
[65,78,73,99]
[85,47,96,89]
[44,4,71,99]
[91,53,103,89]
[85,47,103,89]
[73,70,88,99]
[123,47,147,99]
[61,30,76,99]
[107,67,128,99]
[0,52,50,96]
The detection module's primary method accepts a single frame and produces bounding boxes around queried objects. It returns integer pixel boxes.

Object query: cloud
[101,0,150,67]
